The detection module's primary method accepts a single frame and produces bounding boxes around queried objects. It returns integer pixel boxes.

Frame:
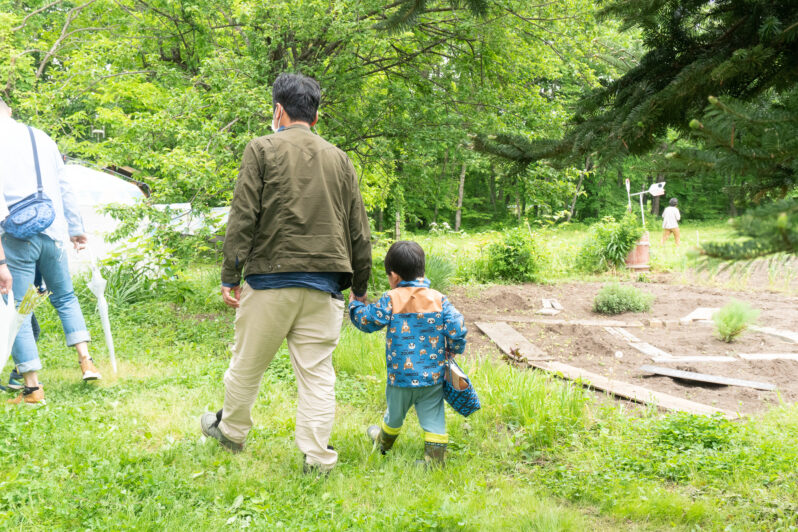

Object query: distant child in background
[348,241,467,467]
[661,197,681,246]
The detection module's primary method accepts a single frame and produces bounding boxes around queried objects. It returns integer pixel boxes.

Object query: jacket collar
[397,277,430,288]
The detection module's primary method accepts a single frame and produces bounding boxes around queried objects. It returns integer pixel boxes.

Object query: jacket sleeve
[221,141,265,286]
[348,292,392,333]
[345,157,372,296]
[53,137,85,237]
[442,296,467,355]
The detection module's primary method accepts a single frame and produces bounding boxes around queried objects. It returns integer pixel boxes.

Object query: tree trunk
[435,151,448,223]
[566,173,583,222]
[488,163,497,212]
[520,180,526,220]
[394,209,401,240]
[454,161,466,231]
[376,208,383,232]
[567,157,591,222]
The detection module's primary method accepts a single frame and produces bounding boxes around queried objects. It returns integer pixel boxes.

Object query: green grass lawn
[2,259,797,531]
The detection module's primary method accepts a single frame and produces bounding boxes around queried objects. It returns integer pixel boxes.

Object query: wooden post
[455,161,466,231]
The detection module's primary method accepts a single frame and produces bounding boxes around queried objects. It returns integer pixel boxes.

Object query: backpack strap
[27,126,44,197]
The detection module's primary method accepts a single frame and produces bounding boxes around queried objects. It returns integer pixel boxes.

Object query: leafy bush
[480,227,548,282]
[592,283,654,314]
[713,300,759,342]
[576,214,644,273]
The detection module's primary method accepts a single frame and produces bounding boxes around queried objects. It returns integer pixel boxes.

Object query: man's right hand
[221,285,242,308]
[0,264,11,295]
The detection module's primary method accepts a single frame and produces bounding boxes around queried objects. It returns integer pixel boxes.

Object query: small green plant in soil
[593,283,654,314]
[713,299,760,342]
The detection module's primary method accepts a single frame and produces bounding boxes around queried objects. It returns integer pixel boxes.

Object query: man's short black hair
[384,241,425,281]
[272,73,321,124]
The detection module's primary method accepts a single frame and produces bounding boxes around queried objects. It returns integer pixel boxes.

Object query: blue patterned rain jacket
[348,278,467,387]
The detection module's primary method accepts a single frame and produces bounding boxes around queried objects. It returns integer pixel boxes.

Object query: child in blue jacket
[348,241,467,466]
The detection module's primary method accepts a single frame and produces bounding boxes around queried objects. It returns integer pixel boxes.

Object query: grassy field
[2,223,797,530]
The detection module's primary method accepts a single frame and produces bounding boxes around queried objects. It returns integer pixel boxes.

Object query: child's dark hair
[384,241,425,281]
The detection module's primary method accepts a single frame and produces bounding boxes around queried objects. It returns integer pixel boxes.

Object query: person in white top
[661,197,681,246]
[0,97,101,405]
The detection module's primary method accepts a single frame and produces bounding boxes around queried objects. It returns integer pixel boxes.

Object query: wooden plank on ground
[604,327,674,359]
[479,315,645,327]
[475,322,551,361]
[524,360,738,419]
[739,353,798,361]
[750,325,798,344]
[639,365,776,391]
[680,307,719,325]
[651,356,738,363]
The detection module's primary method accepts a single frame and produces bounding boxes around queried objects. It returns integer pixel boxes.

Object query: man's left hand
[71,234,88,250]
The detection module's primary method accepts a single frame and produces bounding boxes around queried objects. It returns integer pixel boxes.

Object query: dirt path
[450,281,798,414]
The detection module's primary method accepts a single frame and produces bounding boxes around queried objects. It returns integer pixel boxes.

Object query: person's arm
[53,138,87,248]
[676,208,681,221]
[345,158,371,300]
[0,245,11,295]
[348,292,392,333]
[221,141,266,307]
[441,296,467,356]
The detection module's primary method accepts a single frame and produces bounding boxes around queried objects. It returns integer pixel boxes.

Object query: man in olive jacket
[201,73,371,472]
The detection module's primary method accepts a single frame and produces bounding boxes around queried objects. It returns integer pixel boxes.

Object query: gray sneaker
[200,410,243,453]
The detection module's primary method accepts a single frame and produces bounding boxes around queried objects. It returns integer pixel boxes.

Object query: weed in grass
[713,299,760,342]
[592,283,654,315]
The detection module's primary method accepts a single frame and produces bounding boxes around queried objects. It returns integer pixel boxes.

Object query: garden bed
[452,281,798,414]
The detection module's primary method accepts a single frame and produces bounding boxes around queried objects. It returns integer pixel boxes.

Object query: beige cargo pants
[218,285,343,470]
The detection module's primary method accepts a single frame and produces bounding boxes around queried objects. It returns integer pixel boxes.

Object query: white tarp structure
[62,164,145,272]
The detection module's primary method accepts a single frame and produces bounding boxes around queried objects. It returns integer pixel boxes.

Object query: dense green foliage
[575,214,643,273]
[592,283,653,315]
[713,299,760,342]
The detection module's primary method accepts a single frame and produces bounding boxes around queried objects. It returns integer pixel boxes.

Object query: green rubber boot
[367,424,398,454]
[416,442,446,468]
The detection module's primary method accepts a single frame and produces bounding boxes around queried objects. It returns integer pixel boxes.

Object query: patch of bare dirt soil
[450,282,798,414]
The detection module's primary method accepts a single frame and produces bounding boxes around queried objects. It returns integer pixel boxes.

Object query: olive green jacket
[221,124,372,294]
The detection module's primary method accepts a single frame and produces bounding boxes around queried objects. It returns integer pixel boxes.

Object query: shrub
[425,254,455,290]
[576,214,644,273]
[592,283,654,314]
[481,227,548,282]
[713,300,759,342]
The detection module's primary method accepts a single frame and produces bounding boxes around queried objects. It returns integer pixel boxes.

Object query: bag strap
[27,126,44,196]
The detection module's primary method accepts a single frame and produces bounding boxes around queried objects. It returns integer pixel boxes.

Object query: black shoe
[200,409,243,453]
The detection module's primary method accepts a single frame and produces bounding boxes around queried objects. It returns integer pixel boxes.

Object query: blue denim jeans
[2,234,90,373]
